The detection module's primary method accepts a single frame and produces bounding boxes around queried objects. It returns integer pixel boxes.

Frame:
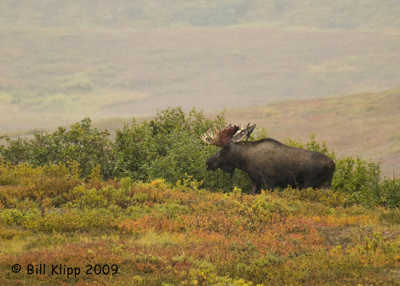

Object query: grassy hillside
[1,1,399,132]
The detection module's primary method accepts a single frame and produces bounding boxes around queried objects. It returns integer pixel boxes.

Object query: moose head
[201,123,256,175]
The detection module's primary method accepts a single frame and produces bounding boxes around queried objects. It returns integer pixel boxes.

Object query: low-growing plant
[251,191,301,220]
[0,166,399,284]
[379,207,400,225]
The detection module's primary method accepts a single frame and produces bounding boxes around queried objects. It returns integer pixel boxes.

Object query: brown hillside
[224,89,400,177]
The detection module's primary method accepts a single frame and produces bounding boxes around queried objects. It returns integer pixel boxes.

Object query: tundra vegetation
[1,107,400,285]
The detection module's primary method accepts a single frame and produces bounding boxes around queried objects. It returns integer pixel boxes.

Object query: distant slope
[224,89,400,177]
[1,0,399,137]
[1,0,400,29]
[1,25,399,132]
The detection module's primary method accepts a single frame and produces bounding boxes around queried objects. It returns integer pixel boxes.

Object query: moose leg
[319,179,332,193]
[250,182,258,195]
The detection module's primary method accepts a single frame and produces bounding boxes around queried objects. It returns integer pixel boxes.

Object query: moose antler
[232,123,256,142]
[201,123,256,147]
[201,124,238,147]
[200,125,223,146]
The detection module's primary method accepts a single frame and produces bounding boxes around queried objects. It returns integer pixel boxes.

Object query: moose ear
[224,140,235,150]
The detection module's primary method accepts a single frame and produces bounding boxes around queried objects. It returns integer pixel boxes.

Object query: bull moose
[201,123,335,194]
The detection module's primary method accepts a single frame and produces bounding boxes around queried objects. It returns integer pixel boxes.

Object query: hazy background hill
[1,0,399,130]
[0,0,399,174]
[2,0,400,29]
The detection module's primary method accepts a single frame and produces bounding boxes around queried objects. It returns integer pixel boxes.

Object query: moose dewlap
[201,123,336,195]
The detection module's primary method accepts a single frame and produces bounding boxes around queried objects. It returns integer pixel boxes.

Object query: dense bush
[0,118,113,179]
[113,107,252,191]
[113,108,224,183]
[1,107,399,207]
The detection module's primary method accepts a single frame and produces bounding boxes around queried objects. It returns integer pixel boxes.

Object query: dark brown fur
[206,138,335,194]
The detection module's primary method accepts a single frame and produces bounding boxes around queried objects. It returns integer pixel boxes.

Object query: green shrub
[251,191,300,220]
[331,156,381,207]
[0,208,25,226]
[0,118,114,179]
[154,203,190,219]
[377,177,400,208]
[29,208,114,233]
[283,133,333,157]
[0,161,82,206]
[113,107,251,191]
